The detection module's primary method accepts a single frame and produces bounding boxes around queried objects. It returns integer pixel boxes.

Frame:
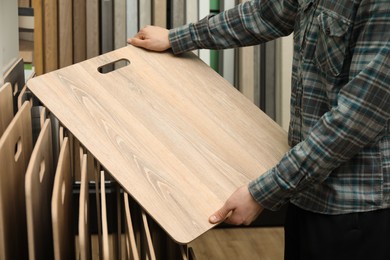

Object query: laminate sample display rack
[27,45,289,245]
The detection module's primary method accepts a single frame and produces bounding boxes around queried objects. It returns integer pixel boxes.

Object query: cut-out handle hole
[14,137,22,162]
[98,59,130,74]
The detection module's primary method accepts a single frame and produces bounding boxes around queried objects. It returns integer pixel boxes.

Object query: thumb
[209,203,233,224]
[128,37,146,48]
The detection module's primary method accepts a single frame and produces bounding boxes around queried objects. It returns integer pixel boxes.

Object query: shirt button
[295,108,301,117]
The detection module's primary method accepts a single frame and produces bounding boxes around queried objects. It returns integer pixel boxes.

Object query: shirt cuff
[169,25,197,55]
[248,167,291,211]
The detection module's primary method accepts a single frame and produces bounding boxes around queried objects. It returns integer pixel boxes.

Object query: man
[128,0,390,259]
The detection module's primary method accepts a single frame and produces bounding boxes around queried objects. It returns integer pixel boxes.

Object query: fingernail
[210,215,218,223]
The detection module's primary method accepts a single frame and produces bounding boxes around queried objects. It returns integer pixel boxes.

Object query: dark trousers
[284,203,390,260]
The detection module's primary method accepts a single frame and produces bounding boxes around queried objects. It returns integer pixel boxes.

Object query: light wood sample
[0,101,32,260]
[0,83,13,137]
[124,192,140,260]
[101,171,110,260]
[27,45,289,244]
[51,137,75,260]
[25,118,55,260]
[79,153,91,260]
[58,0,73,67]
[73,0,86,63]
[86,0,100,58]
[43,0,58,72]
[32,0,44,75]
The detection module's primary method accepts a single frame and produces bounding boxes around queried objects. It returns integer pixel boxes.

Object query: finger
[209,204,233,224]
[129,38,146,48]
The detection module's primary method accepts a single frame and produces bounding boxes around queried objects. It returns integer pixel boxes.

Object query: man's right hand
[127,25,171,52]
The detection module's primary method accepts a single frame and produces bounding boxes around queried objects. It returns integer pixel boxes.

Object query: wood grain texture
[0,83,13,137]
[0,101,32,260]
[27,45,289,244]
[25,118,55,260]
[51,137,75,260]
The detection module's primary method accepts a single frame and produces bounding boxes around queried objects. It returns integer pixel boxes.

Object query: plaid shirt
[169,0,390,214]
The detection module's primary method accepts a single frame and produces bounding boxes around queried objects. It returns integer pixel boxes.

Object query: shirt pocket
[314,12,351,77]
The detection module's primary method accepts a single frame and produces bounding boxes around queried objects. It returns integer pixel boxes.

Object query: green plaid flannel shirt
[169,0,390,214]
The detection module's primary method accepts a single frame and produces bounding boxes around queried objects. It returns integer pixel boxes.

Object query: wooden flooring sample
[51,137,75,260]
[32,0,44,75]
[0,101,32,260]
[27,45,289,244]
[43,0,58,72]
[0,83,14,137]
[25,119,55,260]
[86,0,100,58]
[124,192,140,260]
[58,0,73,67]
[79,153,91,260]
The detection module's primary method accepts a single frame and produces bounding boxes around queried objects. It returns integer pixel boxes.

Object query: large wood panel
[25,119,55,260]
[0,101,32,260]
[27,45,289,244]
[78,153,91,260]
[51,137,75,259]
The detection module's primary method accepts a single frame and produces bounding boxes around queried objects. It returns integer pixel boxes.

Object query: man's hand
[127,25,171,52]
[209,185,264,225]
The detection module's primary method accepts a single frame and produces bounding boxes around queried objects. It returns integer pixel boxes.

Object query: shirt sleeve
[249,39,390,210]
[168,0,297,54]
